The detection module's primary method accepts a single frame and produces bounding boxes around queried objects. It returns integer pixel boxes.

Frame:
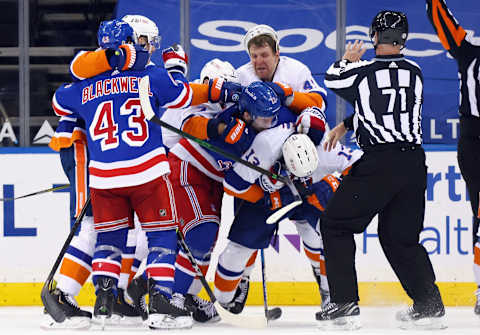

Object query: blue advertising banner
[116,0,480,144]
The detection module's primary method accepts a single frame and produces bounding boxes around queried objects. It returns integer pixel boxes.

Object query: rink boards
[0,147,477,306]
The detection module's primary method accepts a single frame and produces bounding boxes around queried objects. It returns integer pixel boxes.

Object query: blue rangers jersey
[52,66,192,189]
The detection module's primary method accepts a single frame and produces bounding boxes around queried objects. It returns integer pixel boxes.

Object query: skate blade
[317,315,362,331]
[40,314,91,330]
[92,314,143,327]
[398,316,447,330]
[148,314,193,329]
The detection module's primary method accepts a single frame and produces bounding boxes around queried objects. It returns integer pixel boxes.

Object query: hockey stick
[41,195,91,323]
[139,76,302,223]
[176,229,267,328]
[260,249,282,322]
[0,184,70,201]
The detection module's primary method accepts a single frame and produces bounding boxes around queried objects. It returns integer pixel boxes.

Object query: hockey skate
[93,276,116,329]
[475,288,480,316]
[185,294,220,323]
[41,288,92,330]
[126,275,148,321]
[221,277,250,314]
[147,289,193,329]
[396,302,447,330]
[110,288,142,325]
[315,302,361,330]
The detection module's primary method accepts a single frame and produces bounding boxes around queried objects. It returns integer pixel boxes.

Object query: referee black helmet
[369,10,408,48]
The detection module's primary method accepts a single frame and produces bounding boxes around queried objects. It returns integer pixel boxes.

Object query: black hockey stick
[41,195,91,323]
[0,184,70,201]
[176,229,266,328]
[260,249,282,322]
[138,76,302,223]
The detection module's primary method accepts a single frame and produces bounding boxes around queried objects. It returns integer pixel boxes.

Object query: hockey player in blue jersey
[50,13,241,329]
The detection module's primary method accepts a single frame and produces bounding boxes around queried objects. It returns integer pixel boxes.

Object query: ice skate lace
[139,295,148,313]
[234,279,249,303]
[62,291,81,311]
[171,293,187,311]
[193,296,217,317]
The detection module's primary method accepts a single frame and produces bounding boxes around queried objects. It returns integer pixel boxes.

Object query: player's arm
[263,81,326,114]
[426,0,468,58]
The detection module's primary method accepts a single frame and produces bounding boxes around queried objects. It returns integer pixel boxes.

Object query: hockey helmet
[243,24,279,55]
[97,19,134,49]
[282,134,319,178]
[121,14,161,49]
[200,58,238,83]
[239,81,281,129]
[369,10,408,48]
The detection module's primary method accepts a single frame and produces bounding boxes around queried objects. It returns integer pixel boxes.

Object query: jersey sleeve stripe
[52,94,73,116]
[431,0,466,50]
[162,82,193,109]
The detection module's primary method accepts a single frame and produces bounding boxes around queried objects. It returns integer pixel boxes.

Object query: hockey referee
[316,10,446,330]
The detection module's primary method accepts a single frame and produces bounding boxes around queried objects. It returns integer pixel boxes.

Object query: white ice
[1,306,479,335]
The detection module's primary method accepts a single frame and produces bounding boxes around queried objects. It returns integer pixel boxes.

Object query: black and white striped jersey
[324,55,423,148]
[427,0,480,120]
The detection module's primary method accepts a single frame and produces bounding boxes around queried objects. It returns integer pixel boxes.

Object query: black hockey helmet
[369,10,408,48]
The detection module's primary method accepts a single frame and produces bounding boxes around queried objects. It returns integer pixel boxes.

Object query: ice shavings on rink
[1,306,480,335]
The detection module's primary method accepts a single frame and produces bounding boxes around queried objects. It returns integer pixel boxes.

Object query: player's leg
[293,218,330,308]
[112,217,142,324]
[168,157,223,322]
[43,143,92,329]
[133,175,193,329]
[214,240,256,308]
[89,187,131,322]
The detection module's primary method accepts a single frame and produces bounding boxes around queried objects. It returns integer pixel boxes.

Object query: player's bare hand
[323,122,348,152]
[342,40,366,62]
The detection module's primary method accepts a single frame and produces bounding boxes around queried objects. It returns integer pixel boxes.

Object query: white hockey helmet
[121,14,161,49]
[200,58,238,83]
[282,134,319,178]
[243,24,279,55]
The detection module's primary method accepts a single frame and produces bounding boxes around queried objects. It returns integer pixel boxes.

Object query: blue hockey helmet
[239,81,280,129]
[97,19,134,49]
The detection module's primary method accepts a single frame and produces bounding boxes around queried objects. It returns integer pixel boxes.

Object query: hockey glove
[305,174,340,212]
[219,118,256,152]
[295,106,327,145]
[208,78,242,104]
[106,44,150,71]
[162,44,188,76]
[259,161,287,193]
[263,81,294,106]
[264,187,295,211]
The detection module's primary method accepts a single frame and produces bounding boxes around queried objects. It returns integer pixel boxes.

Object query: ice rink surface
[1,306,479,335]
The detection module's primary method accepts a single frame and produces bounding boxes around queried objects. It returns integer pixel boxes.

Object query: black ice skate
[126,275,148,321]
[111,288,142,325]
[396,302,447,330]
[315,302,361,330]
[221,277,250,314]
[147,285,193,329]
[185,294,220,323]
[41,288,91,330]
[93,276,116,329]
[475,289,480,316]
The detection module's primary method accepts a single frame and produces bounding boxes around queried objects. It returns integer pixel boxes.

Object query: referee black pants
[321,144,442,305]
[458,117,480,250]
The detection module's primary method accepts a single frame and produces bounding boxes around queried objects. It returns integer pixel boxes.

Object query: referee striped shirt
[427,0,480,119]
[324,55,423,148]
